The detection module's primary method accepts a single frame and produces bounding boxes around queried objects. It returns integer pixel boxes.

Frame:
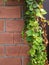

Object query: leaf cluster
[22,0,47,65]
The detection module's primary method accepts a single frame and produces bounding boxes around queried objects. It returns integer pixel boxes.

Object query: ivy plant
[3,0,48,65]
[22,0,48,65]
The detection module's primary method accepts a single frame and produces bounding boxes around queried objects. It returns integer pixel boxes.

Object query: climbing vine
[22,0,48,65]
[3,0,48,65]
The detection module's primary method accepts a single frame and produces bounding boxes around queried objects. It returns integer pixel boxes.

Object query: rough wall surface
[0,0,29,65]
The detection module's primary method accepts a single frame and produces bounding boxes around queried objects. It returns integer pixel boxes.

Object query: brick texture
[24,58,29,65]
[6,19,24,32]
[0,33,13,44]
[0,46,5,56]
[0,0,3,5]
[0,0,24,5]
[0,58,21,65]
[6,0,24,5]
[0,0,29,65]
[6,45,29,56]
[0,6,21,18]
[13,32,23,44]
[0,20,4,32]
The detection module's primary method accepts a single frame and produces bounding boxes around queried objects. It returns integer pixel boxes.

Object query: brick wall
[0,0,29,65]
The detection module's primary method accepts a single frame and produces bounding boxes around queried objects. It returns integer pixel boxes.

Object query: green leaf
[36,9,44,18]
[21,0,47,65]
[21,31,24,38]
[26,30,33,36]
[26,36,33,42]
[36,12,44,18]
[29,5,33,11]
[40,9,47,15]
[29,49,35,56]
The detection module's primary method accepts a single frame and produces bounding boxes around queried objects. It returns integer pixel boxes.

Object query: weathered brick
[0,20,4,32]
[0,0,3,5]
[0,46,5,56]
[13,32,28,44]
[0,58,21,65]
[0,33,13,44]
[0,6,21,18]
[6,20,24,32]
[23,58,29,65]
[23,37,29,44]
[0,0,29,65]
[6,0,24,5]
[13,32,23,44]
[0,0,24,5]
[6,45,29,56]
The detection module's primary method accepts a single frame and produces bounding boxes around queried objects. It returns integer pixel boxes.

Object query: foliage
[3,0,48,65]
[23,0,48,65]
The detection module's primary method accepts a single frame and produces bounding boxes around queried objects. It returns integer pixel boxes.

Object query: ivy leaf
[33,45,38,49]
[29,5,33,11]
[40,45,46,50]
[21,31,24,38]
[36,9,44,18]
[29,20,39,27]
[29,22,33,26]
[26,30,33,36]
[36,37,43,43]
[33,3,38,8]
[36,12,44,18]
[33,40,40,45]
[26,36,33,42]
[25,11,29,15]
[29,49,35,56]
[40,9,47,15]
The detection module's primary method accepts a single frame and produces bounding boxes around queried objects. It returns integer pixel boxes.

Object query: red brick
[23,37,29,44]
[6,0,24,5]
[0,46,5,56]
[0,58,21,65]
[0,0,3,5]
[0,0,24,5]
[0,6,21,18]
[0,20,4,32]
[6,20,24,32]
[24,58,29,65]
[0,33,13,44]
[14,32,23,44]
[6,45,29,56]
